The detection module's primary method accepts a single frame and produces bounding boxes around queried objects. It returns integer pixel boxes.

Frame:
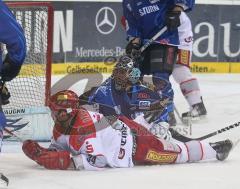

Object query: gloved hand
[36,150,71,170]
[22,140,49,160]
[149,121,172,141]
[125,39,141,60]
[1,55,22,81]
[165,11,181,32]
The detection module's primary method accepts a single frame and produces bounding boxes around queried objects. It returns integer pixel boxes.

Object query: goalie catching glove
[22,140,72,170]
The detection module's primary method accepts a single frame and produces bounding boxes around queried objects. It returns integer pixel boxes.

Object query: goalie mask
[49,90,79,124]
[112,55,141,91]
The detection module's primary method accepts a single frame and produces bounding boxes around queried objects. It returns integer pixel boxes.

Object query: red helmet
[49,90,79,123]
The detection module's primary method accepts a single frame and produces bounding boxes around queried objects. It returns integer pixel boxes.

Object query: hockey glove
[35,150,72,170]
[22,140,49,161]
[1,55,22,81]
[0,81,10,105]
[149,122,172,141]
[165,11,181,32]
[125,40,141,60]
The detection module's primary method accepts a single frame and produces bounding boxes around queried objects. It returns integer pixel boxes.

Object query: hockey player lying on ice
[22,90,233,170]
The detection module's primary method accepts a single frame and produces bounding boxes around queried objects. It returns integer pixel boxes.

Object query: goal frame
[6,1,54,106]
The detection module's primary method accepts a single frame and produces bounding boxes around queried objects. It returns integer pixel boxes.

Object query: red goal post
[4,2,54,108]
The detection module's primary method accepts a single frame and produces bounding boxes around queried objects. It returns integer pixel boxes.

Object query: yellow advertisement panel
[50,62,240,75]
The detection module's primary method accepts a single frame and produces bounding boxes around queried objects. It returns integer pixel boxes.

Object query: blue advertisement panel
[50,2,240,64]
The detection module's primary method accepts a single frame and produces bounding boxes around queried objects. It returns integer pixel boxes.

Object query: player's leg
[173,12,207,120]
[133,134,232,165]
[176,139,233,163]
[172,64,207,119]
[116,117,233,165]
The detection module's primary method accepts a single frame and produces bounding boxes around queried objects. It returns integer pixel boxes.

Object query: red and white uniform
[49,108,134,170]
[48,108,217,170]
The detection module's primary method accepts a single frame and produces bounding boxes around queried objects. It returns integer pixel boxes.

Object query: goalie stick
[170,121,240,142]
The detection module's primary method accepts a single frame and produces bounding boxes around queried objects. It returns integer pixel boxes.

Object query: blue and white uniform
[122,0,194,46]
[88,78,169,123]
[122,0,195,123]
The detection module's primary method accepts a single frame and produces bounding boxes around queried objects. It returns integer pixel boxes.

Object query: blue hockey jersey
[122,0,194,46]
[88,78,169,123]
[0,0,26,67]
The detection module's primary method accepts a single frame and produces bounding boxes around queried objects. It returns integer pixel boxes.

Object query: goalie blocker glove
[1,55,22,82]
[125,39,141,60]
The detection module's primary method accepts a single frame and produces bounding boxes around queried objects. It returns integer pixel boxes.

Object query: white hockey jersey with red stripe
[49,108,134,170]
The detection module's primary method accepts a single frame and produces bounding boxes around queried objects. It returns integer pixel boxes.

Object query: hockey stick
[170,121,240,142]
[140,26,167,52]
[174,105,193,127]
[0,173,9,187]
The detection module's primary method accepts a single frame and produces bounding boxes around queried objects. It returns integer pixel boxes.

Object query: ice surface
[0,74,240,189]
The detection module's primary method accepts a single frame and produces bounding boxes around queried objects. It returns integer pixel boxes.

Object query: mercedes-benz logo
[95,7,116,35]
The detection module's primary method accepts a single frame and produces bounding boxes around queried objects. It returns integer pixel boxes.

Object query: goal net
[3,2,53,109]
[1,2,54,141]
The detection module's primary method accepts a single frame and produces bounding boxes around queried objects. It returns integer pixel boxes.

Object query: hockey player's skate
[210,139,233,161]
[182,100,207,124]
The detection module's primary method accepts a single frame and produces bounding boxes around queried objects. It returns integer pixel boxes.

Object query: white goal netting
[2,2,53,109]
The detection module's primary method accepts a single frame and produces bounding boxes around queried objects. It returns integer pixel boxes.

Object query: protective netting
[2,3,53,109]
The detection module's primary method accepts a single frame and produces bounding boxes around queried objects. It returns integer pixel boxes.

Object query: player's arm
[22,140,72,170]
[0,1,26,81]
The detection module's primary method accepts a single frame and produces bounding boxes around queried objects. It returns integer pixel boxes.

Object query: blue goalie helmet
[112,55,141,91]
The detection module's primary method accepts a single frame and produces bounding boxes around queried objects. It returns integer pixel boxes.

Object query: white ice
[0,73,240,189]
